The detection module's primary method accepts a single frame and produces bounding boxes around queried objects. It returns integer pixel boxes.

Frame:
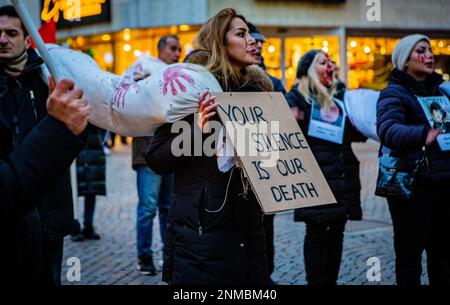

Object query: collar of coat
[0,48,44,78]
[184,49,274,92]
[390,68,444,97]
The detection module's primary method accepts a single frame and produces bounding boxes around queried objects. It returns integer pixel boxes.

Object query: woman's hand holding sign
[198,89,218,132]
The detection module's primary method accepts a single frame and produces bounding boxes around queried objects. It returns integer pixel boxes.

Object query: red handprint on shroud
[113,75,138,108]
[162,66,195,96]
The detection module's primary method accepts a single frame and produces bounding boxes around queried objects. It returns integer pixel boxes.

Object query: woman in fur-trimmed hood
[145,8,273,285]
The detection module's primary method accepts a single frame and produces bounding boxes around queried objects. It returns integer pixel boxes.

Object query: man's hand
[47,78,91,135]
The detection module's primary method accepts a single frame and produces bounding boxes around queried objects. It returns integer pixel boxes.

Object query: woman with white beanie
[377,34,450,285]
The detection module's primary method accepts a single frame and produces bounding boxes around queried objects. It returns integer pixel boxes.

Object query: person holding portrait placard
[377,34,450,285]
[286,50,367,285]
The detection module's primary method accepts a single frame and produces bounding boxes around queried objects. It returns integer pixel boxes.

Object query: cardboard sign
[417,95,450,151]
[214,92,336,214]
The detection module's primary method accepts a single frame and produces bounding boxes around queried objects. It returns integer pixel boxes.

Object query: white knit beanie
[392,34,430,71]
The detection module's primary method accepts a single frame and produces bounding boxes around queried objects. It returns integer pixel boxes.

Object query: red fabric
[31,20,56,48]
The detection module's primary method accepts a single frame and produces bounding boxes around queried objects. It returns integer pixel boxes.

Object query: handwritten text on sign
[215,92,336,214]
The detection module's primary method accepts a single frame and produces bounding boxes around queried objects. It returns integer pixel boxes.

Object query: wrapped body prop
[344,89,380,141]
[42,45,381,142]
[40,44,223,136]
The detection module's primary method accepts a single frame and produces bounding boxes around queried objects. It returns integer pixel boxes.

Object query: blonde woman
[146,8,273,285]
[286,50,366,285]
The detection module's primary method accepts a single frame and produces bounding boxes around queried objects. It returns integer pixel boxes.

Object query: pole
[12,0,79,219]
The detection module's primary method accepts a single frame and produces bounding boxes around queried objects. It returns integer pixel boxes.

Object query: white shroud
[344,89,380,141]
[41,44,381,142]
[40,44,223,136]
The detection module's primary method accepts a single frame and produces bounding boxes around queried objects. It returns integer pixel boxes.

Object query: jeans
[136,165,173,258]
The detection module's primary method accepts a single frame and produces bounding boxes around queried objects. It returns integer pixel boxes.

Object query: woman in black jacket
[377,34,450,286]
[72,124,106,241]
[146,8,273,285]
[286,50,366,285]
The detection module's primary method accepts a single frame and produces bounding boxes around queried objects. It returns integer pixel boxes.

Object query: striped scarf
[1,50,28,78]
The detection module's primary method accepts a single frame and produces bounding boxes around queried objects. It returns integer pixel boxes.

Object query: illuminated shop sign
[41,0,111,27]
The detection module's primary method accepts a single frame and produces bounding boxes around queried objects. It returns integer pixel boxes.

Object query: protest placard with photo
[308,98,346,144]
[417,95,450,151]
[214,92,336,214]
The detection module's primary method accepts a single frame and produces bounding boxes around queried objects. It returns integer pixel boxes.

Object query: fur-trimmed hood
[184,50,274,92]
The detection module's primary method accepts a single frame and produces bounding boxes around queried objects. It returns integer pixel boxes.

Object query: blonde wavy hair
[194,8,249,91]
[297,51,337,110]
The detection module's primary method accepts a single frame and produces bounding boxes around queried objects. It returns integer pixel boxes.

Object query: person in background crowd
[248,22,285,285]
[331,60,346,96]
[132,35,180,275]
[146,8,273,285]
[248,22,286,95]
[71,124,106,241]
[377,34,450,285]
[0,5,82,284]
[286,49,367,285]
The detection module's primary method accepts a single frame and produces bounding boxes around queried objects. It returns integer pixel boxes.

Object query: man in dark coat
[0,78,90,284]
[0,5,79,284]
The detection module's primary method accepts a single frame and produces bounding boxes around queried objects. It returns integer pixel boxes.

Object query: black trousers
[303,221,346,285]
[387,182,450,286]
[84,194,96,228]
[42,236,64,285]
[263,214,275,277]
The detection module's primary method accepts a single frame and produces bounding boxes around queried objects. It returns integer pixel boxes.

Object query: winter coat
[146,50,274,285]
[132,136,152,169]
[286,84,366,224]
[377,69,450,183]
[0,114,84,284]
[0,48,75,239]
[268,74,286,95]
[76,124,106,196]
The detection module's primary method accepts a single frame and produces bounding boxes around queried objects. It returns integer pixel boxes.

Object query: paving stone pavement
[61,140,428,285]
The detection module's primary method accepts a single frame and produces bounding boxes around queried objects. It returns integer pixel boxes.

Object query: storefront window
[347,37,450,90]
[64,26,199,75]
[261,37,282,80]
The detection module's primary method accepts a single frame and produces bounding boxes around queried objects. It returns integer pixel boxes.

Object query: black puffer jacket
[77,124,106,196]
[146,51,274,285]
[286,85,366,223]
[377,69,450,183]
[0,49,75,239]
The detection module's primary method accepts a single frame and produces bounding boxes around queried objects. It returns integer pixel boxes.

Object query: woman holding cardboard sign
[286,50,367,285]
[377,34,450,285]
[146,8,274,285]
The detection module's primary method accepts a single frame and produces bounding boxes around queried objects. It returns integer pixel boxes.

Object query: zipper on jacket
[30,90,38,120]
[198,225,203,236]
[15,78,22,90]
